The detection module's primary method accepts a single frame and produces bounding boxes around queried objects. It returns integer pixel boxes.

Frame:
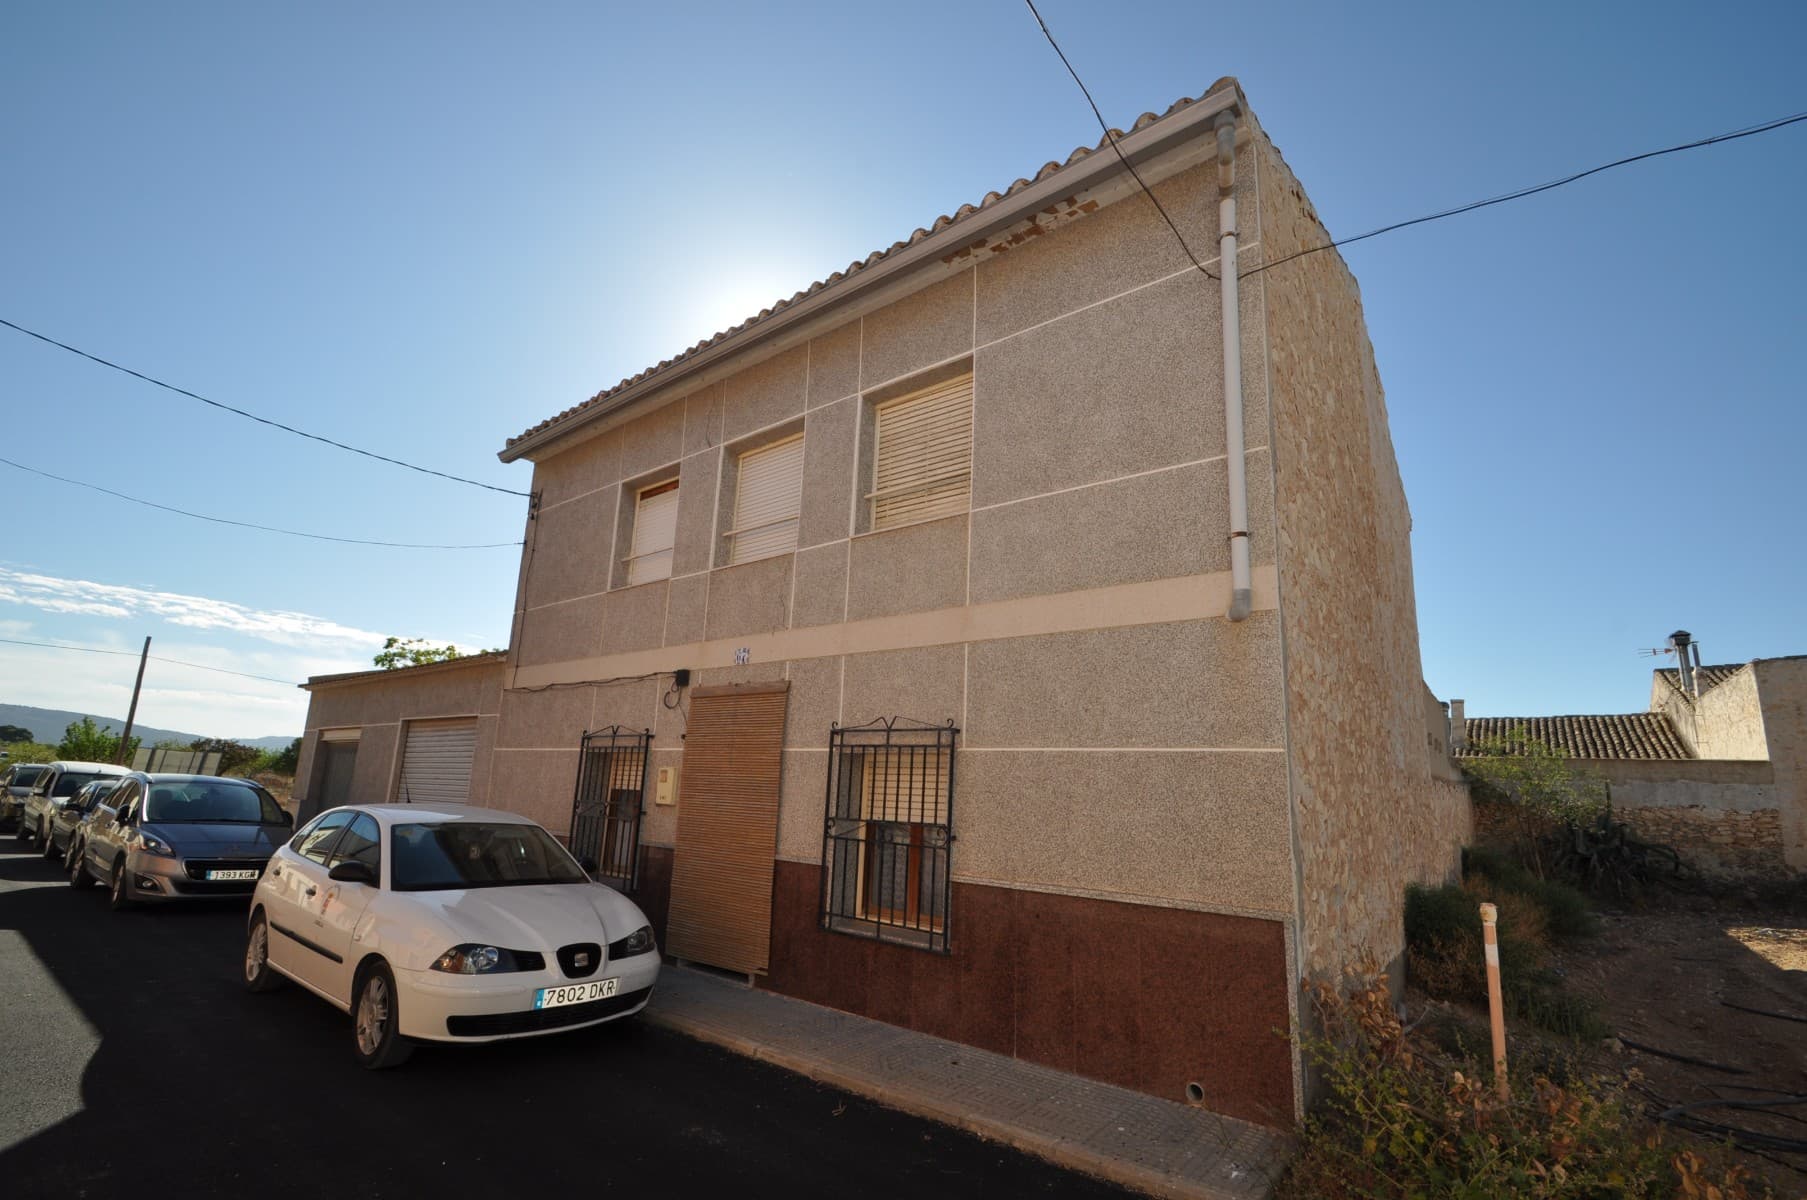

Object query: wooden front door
[664,683,789,975]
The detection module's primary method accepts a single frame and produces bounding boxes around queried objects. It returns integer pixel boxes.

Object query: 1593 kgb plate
[534,978,619,1009]
[205,868,259,881]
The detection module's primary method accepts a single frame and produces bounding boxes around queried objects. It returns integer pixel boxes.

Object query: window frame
[819,718,958,954]
[722,432,805,565]
[295,809,355,865]
[866,372,974,533]
[622,476,680,586]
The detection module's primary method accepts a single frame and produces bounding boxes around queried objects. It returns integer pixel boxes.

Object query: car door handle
[304,885,318,898]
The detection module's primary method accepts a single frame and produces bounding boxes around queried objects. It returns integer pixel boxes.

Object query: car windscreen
[52,772,104,798]
[389,822,587,892]
[144,782,284,824]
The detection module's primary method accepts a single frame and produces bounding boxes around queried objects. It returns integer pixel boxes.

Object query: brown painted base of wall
[752,860,1294,1128]
[637,844,675,947]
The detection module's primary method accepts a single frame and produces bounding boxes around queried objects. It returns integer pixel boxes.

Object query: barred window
[820,719,957,953]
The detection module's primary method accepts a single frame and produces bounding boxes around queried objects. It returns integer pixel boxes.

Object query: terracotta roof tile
[1459,714,1694,761]
[506,84,1234,451]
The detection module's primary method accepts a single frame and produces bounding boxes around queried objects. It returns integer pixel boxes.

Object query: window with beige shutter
[624,478,679,585]
[724,434,803,564]
[869,374,973,531]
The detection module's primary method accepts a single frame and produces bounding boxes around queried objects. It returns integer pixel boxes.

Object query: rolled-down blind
[871,375,973,530]
[626,479,679,585]
[398,719,477,806]
[860,747,950,826]
[728,435,804,563]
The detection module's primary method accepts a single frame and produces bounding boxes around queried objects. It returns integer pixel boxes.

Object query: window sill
[824,914,948,954]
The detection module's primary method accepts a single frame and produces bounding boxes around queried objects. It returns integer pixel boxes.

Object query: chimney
[1668,630,1697,698]
[1449,699,1466,752]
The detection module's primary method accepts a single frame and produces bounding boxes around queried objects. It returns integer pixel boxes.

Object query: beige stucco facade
[295,81,1466,1123]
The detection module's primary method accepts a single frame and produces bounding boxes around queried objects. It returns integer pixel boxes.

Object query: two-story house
[294,78,1470,1127]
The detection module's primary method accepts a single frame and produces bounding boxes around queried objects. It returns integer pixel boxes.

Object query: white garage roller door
[398,719,477,806]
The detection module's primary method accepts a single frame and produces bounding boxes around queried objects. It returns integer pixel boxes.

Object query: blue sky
[3,1,1803,739]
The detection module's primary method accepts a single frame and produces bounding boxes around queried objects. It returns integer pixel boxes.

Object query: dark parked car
[74,773,293,910]
[1,762,49,830]
[46,777,125,863]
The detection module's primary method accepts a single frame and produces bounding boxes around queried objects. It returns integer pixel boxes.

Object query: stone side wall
[1255,122,1470,982]
[1753,658,1807,870]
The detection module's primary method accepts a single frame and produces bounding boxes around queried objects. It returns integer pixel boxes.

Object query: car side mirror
[328,860,376,885]
[578,856,599,875]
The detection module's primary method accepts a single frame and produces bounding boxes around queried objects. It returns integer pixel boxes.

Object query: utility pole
[116,636,150,766]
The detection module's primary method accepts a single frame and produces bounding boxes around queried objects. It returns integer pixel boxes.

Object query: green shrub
[1464,846,1597,940]
[1277,972,1767,1200]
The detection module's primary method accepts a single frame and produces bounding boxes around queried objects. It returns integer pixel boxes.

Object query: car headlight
[608,925,656,959]
[431,944,534,974]
[137,832,175,857]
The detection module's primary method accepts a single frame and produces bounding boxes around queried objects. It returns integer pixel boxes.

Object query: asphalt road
[0,842,1133,1199]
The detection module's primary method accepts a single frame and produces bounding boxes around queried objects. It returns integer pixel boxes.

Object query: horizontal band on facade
[510,564,1280,690]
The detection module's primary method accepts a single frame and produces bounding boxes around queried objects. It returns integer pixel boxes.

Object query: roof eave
[301,650,509,692]
[498,86,1245,464]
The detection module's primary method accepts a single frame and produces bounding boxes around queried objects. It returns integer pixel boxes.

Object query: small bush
[1277,971,1768,1200]
[1465,846,1597,940]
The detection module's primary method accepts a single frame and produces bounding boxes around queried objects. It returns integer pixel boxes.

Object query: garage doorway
[664,683,789,976]
[305,732,360,822]
[396,718,477,806]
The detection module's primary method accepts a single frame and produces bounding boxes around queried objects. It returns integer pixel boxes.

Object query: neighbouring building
[293,78,1469,1127]
[1456,633,1807,877]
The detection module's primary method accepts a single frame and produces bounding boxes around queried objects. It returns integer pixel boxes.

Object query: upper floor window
[624,478,679,585]
[869,374,973,531]
[725,434,804,564]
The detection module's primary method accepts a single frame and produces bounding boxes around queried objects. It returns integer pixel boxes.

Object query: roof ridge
[506,80,1243,451]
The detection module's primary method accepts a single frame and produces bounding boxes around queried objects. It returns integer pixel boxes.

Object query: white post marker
[1479,901,1508,1099]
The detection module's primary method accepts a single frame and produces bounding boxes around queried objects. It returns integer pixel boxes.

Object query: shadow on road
[0,848,1132,1198]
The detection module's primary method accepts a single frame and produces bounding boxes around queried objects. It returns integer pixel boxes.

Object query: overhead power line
[0,635,300,686]
[0,316,530,498]
[1238,109,1807,281]
[1022,0,1218,281]
[0,455,522,550]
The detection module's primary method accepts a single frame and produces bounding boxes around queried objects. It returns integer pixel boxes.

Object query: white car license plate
[534,978,619,1009]
[205,868,259,881]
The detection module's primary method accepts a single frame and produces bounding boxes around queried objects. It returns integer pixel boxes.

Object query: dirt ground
[1555,892,1807,1192]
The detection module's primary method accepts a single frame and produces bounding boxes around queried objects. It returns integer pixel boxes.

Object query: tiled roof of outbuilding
[1656,663,1747,697]
[1459,714,1694,761]
[506,80,1240,451]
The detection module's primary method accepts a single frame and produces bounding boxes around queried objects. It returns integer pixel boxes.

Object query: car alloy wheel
[352,963,412,1069]
[244,914,281,992]
[41,824,59,860]
[68,843,94,889]
[108,859,134,911]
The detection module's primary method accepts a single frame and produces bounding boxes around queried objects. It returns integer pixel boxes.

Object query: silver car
[0,762,49,830]
[18,761,129,848]
[74,773,293,909]
[46,777,125,865]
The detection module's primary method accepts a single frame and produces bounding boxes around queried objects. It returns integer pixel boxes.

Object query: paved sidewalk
[643,965,1292,1200]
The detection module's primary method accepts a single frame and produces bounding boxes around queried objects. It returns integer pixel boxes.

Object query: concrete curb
[644,1007,1265,1200]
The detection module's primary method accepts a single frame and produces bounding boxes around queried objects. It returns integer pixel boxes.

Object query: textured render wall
[295,659,505,816]
[500,145,1296,920]
[1255,126,1470,981]
[1653,666,1768,760]
[1753,659,1807,870]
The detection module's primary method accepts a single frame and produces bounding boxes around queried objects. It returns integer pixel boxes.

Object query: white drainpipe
[1216,111,1252,622]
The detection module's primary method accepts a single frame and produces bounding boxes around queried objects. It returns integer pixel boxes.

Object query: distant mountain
[0,703,296,751]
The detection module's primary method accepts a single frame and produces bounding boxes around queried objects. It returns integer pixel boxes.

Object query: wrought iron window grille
[819,717,958,954]
[567,726,651,892]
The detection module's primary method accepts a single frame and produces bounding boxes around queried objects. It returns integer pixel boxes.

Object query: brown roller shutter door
[663,683,789,975]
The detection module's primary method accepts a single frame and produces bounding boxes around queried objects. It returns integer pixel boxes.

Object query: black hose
[1658,1094,1807,1155]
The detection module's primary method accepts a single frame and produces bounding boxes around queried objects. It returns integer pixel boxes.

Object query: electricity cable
[0,316,530,498]
[0,635,300,686]
[1022,0,1218,281]
[0,456,521,550]
[1239,109,1807,280]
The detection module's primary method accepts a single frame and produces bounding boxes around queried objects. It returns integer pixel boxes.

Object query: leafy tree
[1,740,58,763]
[56,716,140,764]
[0,724,33,743]
[269,737,301,775]
[1462,727,1609,878]
[374,637,465,670]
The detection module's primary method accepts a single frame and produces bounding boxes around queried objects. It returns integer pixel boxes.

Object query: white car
[245,803,659,1068]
